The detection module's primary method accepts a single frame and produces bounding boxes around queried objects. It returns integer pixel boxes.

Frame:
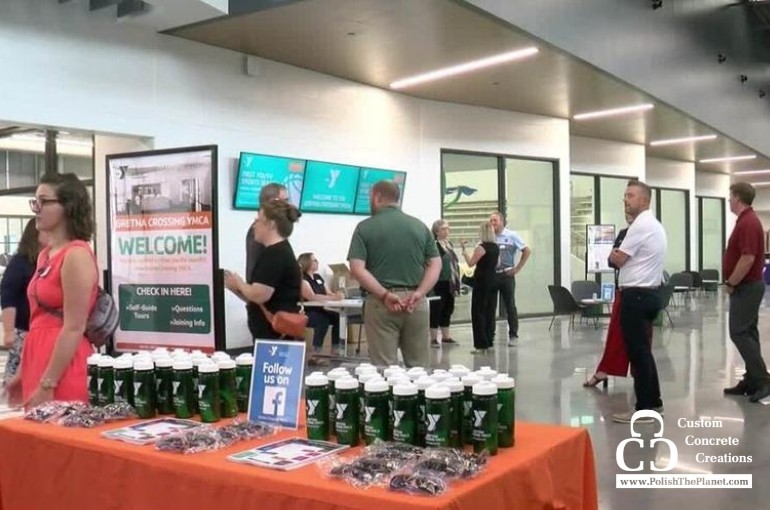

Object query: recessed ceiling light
[699,155,756,163]
[649,134,717,146]
[733,169,770,175]
[389,47,539,90]
[572,103,654,120]
[748,182,770,187]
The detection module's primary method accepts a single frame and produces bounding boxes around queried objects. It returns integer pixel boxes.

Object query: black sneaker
[724,380,755,396]
[749,385,770,403]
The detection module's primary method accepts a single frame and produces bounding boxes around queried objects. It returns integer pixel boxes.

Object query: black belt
[619,286,659,291]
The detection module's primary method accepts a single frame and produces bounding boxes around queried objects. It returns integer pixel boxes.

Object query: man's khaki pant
[363,291,429,368]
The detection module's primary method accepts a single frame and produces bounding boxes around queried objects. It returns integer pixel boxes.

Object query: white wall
[646,157,697,270]
[570,136,645,178]
[0,197,36,217]
[0,0,570,348]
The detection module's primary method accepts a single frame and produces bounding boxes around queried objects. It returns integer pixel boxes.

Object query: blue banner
[248,340,306,429]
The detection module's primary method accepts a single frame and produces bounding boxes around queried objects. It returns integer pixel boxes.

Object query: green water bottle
[98,356,115,406]
[493,375,516,448]
[415,376,436,447]
[113,357,134,406]
[461,374,482,445]
[172,360,195,419]
[235,353,254,413]
[218,359,238,418]
[334,377,360,446]
[424,384,451,448]
[363,378,390,445]
[305,373,330,440]
[326,368,350,436]
[476,366,498,381]
[132,359,156,419]
[191,355,208,413]
[154,357,174,414]
[197,363,221,423]
[472,381,499,455]
[444,378,464,448]
[358,372,382,439]
[87,354,101,406]
[391,382,418,445]
[387,375,410,440]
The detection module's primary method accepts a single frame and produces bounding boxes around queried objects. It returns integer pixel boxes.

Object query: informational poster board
[106,146,221,352]
[586,224,616,275]
[248,340,306,429]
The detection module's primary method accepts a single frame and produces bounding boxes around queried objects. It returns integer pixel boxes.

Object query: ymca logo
[616,410,678,472]
[133,382,141,396]
[336,403,348,420]
[172,381,181,394]
[393,410,405,427]
[97,377,104,392]
[307,400,319,416]
[198,384,205,399]
[365,406,375,423]
[463,401,472,414]
[270,346,279,356]
[114,380,123,395]
[473,410,487,427]
[427,414,441,432]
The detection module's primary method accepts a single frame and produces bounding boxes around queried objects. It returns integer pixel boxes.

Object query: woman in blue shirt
[1,219,45,387]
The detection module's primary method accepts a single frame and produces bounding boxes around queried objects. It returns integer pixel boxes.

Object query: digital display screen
[233,153,306,209]
[299,161,360,214]
[353,168,406,215]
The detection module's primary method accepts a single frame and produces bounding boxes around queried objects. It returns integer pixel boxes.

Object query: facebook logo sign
[249,339,307,429]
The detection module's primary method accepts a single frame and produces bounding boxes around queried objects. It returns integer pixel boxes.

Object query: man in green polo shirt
[348,180,441,367]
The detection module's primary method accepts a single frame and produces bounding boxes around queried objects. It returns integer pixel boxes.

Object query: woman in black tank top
[461,221,500,353]
[298,253,344,359]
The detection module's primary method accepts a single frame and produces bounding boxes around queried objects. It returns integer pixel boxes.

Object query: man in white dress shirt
[608,180,667,424]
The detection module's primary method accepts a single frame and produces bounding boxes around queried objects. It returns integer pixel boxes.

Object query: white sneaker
[612,411,656,424]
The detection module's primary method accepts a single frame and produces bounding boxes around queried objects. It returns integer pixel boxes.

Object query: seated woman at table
[225,200,302,340]
[298,253,344,356]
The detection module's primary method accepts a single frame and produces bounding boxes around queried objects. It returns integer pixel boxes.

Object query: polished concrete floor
[413,290,770,509]
[331,290,770,508]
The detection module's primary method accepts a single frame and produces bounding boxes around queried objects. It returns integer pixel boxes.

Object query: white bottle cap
[335,376,359,390]
[449,367,470,379]
[425,384,451,400]
[114,357,133,370]
[198,363,219,374]
[364,379,389,393]
[388,365,402,371]
[492,375,515,389]
[217,359,236,370]
[118,353,134,360]
[191,356,209,367]
[212,351,231,361]
[472,381,498,396]
[87,353,102,366]
[133,352,152,361]
[387,375,411,387]
[309,371,325,377]
[416,376,436,390]
[383,367,407,379]
[98,357,115,368]
[450,364,468,370]
[190,350,205,357]
[443,379,464,393]
[133,359,154,371]
[358,372,382,385]
[407,368,428,381]
[393,382,419,397]
[235,353,254,366]
[173,360,193,371]
[431,370,451,382]
[475,368,498,381]
[151,350,170,361]
[152,348,169,355]
[155,357,174,368]
[462,374,483,388]
[327,368,350,380]
[305,373,329,386]
[355,366,379,378]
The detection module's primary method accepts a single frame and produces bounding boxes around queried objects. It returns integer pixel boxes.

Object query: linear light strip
[650,134,717,146]
[389,47,539,90]
[573,103,654,120]
[699,155,756,163]
[732,169,770,175]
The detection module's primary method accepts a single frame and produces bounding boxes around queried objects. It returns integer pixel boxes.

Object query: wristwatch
[39,378,58,390]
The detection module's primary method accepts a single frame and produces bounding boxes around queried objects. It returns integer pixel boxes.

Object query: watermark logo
[616,410,678,472]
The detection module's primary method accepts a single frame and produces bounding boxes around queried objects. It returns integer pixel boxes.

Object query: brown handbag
[258,303,308,339]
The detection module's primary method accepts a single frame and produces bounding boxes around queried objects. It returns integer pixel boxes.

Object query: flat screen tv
[353,168,406,214]
[299,161,360,214]
[233,152,306,209]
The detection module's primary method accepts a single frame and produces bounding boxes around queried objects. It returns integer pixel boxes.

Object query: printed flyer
[106,146,219,352]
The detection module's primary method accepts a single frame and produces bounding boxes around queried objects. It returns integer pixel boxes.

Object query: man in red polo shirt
[723,182,770,402]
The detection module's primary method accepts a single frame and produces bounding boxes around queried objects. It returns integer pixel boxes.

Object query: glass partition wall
[442,151,559,319]
[698,197,725,278]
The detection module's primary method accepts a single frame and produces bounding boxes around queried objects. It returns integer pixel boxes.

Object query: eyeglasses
[29,198,60,213]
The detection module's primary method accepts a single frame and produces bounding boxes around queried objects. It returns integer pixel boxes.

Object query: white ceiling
[170,0,770,179]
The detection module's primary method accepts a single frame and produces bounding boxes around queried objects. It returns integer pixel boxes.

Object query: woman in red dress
[19,173,97,408]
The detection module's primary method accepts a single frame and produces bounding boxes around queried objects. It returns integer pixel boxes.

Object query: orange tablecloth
[0,417,597,510]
